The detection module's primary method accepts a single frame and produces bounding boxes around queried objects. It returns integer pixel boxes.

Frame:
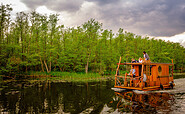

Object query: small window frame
[158,66,162,73]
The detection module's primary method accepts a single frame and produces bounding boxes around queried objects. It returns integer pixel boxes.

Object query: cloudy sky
[1,0,185,47]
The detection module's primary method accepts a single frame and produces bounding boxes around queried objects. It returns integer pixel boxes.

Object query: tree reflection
[0,81,115,113]
[0,81,176,113]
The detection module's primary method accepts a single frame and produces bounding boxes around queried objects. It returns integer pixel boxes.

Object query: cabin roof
[117,62,174,66]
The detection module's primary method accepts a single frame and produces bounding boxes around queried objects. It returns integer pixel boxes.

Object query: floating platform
[114,57,175,91]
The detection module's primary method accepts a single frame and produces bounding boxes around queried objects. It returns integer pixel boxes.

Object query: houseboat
[113,57,175,91]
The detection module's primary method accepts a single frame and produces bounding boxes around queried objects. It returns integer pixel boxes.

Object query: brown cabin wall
[151,65,158,86]
[151,64,170,86]
[154,65,169,86]
[134,66,139,76]
[160,65,169,85]
[158,64,169,76]
[133,64,170,86]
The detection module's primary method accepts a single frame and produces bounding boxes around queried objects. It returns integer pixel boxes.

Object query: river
[0,78,185,113]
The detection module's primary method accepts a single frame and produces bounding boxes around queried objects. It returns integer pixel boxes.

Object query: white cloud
[36,6,56,15]
[1,0,28,12]
[156,32,185,47]
[1,0,29,20]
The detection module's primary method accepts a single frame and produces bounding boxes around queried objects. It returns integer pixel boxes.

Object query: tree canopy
[0,4,185,76]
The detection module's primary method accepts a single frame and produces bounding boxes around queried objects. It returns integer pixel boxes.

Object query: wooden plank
[117,63,174,65]
[114,86,142,90]
[115,83,174,91]
[111,88,126,92]
[157,75,170,78]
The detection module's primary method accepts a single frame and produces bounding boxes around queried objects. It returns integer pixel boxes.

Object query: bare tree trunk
[85,52,91,74]
[44,59,49,73]
[40,57,44,72]
[27,35,31,54]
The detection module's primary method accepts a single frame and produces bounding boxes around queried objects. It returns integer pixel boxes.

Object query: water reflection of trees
[0,81,115,113]
[0,81,176,113]
[107,91,175,113]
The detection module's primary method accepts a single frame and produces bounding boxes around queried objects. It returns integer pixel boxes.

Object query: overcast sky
[1,0,185,47]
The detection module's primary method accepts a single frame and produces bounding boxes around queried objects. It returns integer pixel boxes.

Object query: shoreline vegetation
[0,72,115,82]
[0,72,185,82]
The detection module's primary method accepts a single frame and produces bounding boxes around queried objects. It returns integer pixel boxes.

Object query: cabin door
[139,65,142,76]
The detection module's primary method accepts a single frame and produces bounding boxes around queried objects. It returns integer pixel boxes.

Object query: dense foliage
[0,4,185,76]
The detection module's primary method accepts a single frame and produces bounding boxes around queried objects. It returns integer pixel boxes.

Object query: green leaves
[0,4,185,76]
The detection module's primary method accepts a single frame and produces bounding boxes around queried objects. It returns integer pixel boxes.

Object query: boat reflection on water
[108,91,175,113]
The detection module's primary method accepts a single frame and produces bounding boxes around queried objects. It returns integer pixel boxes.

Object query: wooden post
[115,57,121,86]
[172,59,174,80]
[130,66,133,87]
[141,64,144,89]
[124,73,127,86]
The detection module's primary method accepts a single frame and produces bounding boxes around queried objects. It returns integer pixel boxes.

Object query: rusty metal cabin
[114,57,175,91]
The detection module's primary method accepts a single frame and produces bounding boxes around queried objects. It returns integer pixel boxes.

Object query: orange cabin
[114,57,175,91]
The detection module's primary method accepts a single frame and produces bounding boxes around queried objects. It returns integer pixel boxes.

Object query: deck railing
[115,74,144,88]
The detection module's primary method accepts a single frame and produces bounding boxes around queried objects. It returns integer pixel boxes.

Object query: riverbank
[0,72,115,82]
[173,73,185,79]
[174,73,185,75]
[0,72,185,82]
[0,74,185,95]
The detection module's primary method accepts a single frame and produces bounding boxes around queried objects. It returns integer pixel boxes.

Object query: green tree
[82,18,102,73]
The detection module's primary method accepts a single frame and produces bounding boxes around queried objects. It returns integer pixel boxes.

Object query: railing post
[115,56,121,86]
[124,73,127,86]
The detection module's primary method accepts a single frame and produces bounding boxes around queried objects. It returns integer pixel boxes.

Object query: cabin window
[158,66,162,73]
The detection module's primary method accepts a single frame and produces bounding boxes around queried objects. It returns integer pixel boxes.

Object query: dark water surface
[0,80,184,113]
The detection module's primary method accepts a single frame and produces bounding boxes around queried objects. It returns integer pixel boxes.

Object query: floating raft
[113,57,175,91]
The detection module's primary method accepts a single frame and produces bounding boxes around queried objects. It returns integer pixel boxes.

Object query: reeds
[26,71,114,82]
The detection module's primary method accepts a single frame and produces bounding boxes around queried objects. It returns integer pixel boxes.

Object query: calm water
[0,80,185,113]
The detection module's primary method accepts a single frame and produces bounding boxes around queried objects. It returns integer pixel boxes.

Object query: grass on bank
[25,71,115,82]
[28,71,185,81]
[3,71,184,82]
[173,73,185,79]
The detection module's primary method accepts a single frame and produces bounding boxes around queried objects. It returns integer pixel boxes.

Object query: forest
[0,4,185,76]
